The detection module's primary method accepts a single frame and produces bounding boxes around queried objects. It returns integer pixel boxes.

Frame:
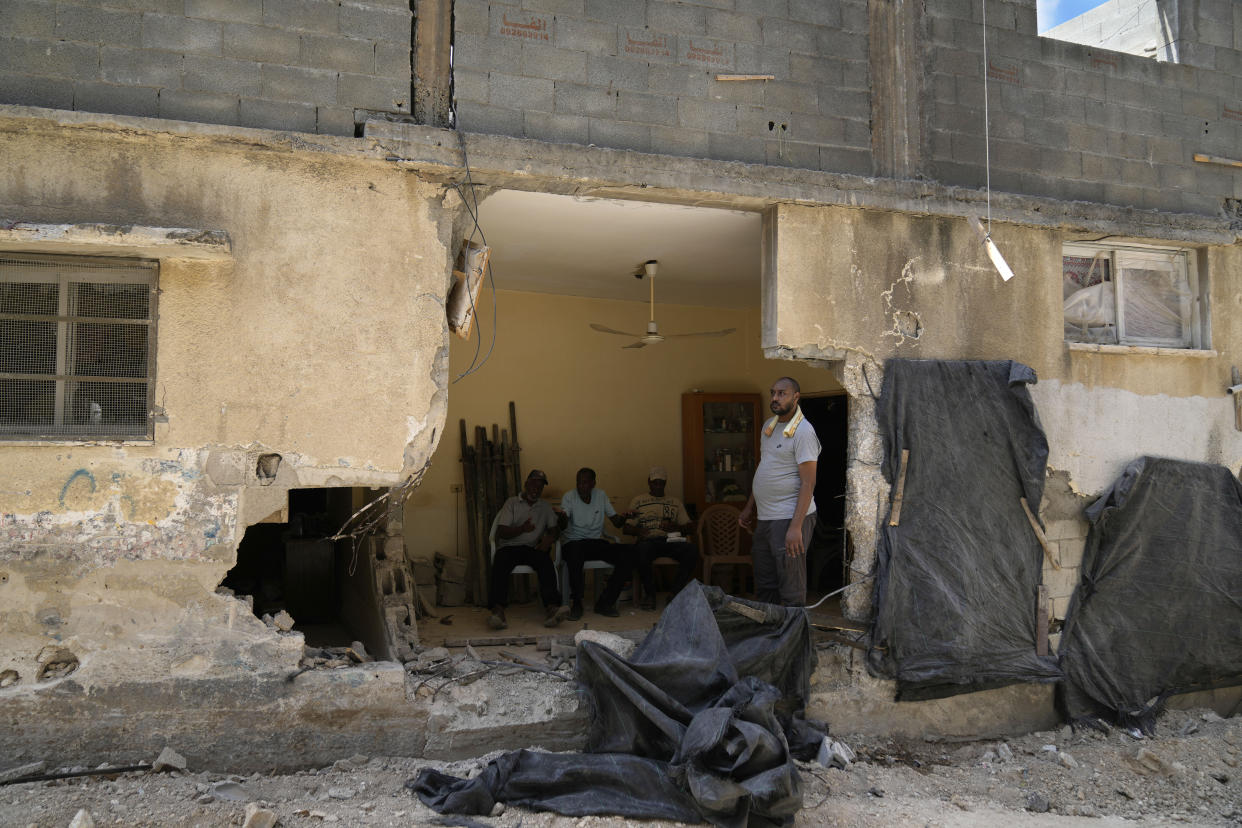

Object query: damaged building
[1,0,1240,775]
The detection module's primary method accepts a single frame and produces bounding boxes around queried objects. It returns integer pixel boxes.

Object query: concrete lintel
[368,121,1240,245]
[0,220,232,260]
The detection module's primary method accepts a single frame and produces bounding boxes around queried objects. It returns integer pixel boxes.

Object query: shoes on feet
[594,602,620,618]
[486,606,507,630]
[544,605,570,628]
[568,601,584,621]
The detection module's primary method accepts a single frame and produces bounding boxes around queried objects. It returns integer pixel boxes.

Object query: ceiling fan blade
[590,323,640,337]
[622,341,647,349]
[665,328,738,338]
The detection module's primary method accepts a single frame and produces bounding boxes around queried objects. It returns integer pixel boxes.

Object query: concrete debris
[196,794,215,804]
[327,787,355,799]
[273,610,295,632]
[573,629,635,659]
[0,761,46,783]
[1058,752,1079,769]
[1041,744,1058,753]
[348,642,370,662]
[152,747,187,773]
[1131,747,1175,776]
[0,670,18,688]
[996,743,1014,762]
[68,808,94,828]
[818,737,856,769]
[950,794,972,811]
[332,755,369,772]
[490,801,506,816]
[242,803,278,828]
[210,781,249,802]
[1026,792,1051,813]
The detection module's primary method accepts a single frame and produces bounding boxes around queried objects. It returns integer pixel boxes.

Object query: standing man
[488,469,568,630]
[738,377,820,606]
[624,466,697,610]
[560,467,634,620]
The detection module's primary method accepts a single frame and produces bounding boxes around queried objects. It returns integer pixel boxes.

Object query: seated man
[560,467,634,620]
[488,469,568,630]
[624,466,698,610]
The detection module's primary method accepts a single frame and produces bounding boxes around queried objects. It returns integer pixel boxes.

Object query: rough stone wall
[0,107,450,695]
[0,0,412,134]
[451,0,873,172]
[924,0,1242,214]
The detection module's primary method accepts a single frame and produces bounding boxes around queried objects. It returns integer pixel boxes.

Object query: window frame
[1062,241,1204,351]
[0,252,159,441]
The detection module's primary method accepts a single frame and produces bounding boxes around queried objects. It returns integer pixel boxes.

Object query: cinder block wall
[451,0,873,173]
[925,0,1242,214]
[0,0,412,135]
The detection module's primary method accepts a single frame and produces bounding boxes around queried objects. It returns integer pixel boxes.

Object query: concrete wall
[405,287,837,564]
[0,107,450,694]
[451,0,872,172]
[0,0,411,134]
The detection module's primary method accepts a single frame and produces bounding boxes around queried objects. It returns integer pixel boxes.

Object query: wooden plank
[715,74,775,81]
[509,401,522,493]
[1233,367,1241,432]
[1193,152,1242,169]
[443,635,537,648]
[888,449,910,526]
[1020,496,1061,570]
[1036,584,1049,657]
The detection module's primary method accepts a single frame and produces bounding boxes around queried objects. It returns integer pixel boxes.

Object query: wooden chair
[698,503,752,594]
[488,513,562,605]
[632,542,683,608]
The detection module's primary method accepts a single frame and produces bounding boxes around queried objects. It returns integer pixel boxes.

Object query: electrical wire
[982,0,992,234]
[801,573,874,611]
[449,126,499,383]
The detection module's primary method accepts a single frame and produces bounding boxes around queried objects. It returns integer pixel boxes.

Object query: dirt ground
[4,706,1239,827]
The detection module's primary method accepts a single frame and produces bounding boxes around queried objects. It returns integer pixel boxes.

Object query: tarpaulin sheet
[410,583,826,827]
[867,359,1062,699]
[1059,456,1242,731]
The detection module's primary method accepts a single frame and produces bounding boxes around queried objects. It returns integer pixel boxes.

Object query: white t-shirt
[561,487,617,542]
[495,496,558,549]
[753,418,820,521]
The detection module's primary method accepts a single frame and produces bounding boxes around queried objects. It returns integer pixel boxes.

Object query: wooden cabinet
[681,392,762,518]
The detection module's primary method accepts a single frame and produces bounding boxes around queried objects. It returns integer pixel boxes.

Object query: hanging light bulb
[969,217,1015,282]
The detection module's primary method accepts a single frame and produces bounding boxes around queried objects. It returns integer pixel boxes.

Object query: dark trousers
[561,538,633,608]
[489,544,561,609]
[751,514,815,606]
[633,538,698,598]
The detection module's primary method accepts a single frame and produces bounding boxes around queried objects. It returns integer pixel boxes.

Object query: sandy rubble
[2,707,1238,827]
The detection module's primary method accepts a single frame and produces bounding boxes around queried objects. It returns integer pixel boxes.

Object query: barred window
[0,254,157,439]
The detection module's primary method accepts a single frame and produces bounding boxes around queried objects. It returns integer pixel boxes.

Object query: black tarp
[410,583,826,827]
[1059,456,1242,732]
[867,359,1062,699]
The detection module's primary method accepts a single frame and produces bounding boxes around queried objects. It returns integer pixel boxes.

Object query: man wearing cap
[488,469,568,630]
[738,376,820,606]
[624,466,697,610]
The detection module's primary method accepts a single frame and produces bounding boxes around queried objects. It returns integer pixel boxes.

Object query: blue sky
[1038,0,1110,32]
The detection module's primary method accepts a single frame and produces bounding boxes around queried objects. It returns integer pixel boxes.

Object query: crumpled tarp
[1059,456,1242,732]
[410,582,826,827]
[867,359,1062,699]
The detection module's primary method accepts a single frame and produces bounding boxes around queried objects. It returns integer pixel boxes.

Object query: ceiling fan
[589,260,737,349]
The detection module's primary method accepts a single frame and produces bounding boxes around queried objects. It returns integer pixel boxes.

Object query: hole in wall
[35,647,79,682]
[0,669,18,688]
[220,487,390,657]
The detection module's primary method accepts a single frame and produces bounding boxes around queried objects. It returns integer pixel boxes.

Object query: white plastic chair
[488,512,563,604]
[560,526,622,605]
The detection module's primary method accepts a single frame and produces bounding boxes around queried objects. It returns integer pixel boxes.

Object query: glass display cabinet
[680,392,762,518]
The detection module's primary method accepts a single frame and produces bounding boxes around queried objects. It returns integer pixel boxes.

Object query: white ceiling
[472,190,763,308]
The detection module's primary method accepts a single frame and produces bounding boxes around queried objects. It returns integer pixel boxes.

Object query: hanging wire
[449,126,500,383]
[982,0,992,234]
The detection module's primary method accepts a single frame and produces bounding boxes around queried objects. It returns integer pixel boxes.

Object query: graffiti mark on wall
[59,469,97,509]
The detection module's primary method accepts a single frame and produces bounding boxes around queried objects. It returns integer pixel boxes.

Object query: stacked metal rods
[460,402,522,603]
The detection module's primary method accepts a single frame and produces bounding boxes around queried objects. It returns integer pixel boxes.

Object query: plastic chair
[561,527,621,604]
[698,503,752,593]
[488,512,562,605]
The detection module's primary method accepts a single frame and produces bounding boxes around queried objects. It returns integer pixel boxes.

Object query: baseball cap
[648,466,668,480]
[526,469,549,485]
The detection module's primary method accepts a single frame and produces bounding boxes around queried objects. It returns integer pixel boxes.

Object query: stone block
[453,67,488,103]
[680,34,733,70]
[522,110,589,143]
[647,1,705,35]
[616,89,676,125]
[0,37,101,78]
[1054,538,1084,569]
[454,0,489,35]
[766,137,820,170]
[55,6,142,46]
[1117,157,1160,188]
[1042,519,1084,542]
[1050,595,1071,620]
[708,131,765,164]
[553,80,615,117]
[789,54,844,87]
[760,17,817,55]
[488,71,554,111]
[339,2,410,43]
[709,76,763,104]
[521,0,583,14]
[262,64,337,103]
[315,104,356,134]
[732,42,789,77]
[707,9,762,43]
[158,87,241,123]
[648,63,708,96]
[588,116,650,151]
[585,53,645,91]
[454,99,523,134]
[101,46,182,87]
[585,0,644,27]
[454,32,521,70]
[1,0,55,38]
[677,97,736,133]
[262,0,340,34]
[789,111,843,144]
[842,116,869,147]
[736,0,786,14]
[764,81,818,113]
[931,158,985,187]
[73,80,160,116]
[222,22,300,62]
[1041,564,1080,600]
[555,17,616,55]
[0,70,74,108]
[240,96,318,131]
[788,0,839,26]
[185,0,262,23]
[650,124,708,157]
[375,40,408,78]
[524,44,589,82]
[184,54,263,96]
[299,33,376,74]
[818,87,868,120]
[338,71,408,111]
[205,450,248,485]
[736,104,786,138]
[141,13,223,54]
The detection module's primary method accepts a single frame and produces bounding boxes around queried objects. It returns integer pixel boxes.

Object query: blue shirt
[561,487,617,541]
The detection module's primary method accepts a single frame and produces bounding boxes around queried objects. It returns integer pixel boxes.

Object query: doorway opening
[800,393,849,598]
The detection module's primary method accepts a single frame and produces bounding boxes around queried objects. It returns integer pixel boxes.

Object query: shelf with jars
[680,392,761,518]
